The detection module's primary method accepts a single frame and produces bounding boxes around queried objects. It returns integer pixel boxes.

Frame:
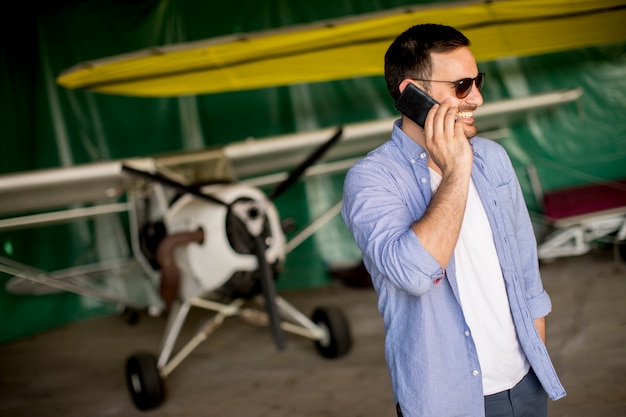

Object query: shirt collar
[391,119,428,164]
[391,118,484,167]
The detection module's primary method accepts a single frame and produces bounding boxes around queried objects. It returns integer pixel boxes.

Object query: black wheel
[120,307,141,326]
[125,352,165,411]
[311,306,352,359]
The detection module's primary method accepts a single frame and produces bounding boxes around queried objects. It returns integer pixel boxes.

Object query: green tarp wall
[1,0,625,343]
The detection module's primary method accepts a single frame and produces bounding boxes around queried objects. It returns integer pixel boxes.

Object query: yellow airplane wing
[56,0,626,97]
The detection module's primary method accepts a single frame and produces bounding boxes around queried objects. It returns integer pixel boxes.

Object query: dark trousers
[484,368,548,417]
[395,369,548,417]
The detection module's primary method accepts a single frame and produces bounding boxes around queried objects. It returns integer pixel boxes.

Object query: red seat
[543,179,626,221]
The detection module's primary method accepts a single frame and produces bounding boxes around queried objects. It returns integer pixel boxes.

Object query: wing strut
[268,127,343,201]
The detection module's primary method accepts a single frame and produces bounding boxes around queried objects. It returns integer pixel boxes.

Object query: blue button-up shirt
[342,120,566,417]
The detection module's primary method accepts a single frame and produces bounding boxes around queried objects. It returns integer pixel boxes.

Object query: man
[341,24,566,417]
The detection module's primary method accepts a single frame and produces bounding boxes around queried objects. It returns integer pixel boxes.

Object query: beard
[463,122,478,139]
[459,105,478,139]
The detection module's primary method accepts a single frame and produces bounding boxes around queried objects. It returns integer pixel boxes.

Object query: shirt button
[410,158,416,164]
[421,177,427,183]
[465,331,470,337]
[420,152,427,159]
[472,370,479,376]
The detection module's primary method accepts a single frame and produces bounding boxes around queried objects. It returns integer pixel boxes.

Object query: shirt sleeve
[342,157,444,296]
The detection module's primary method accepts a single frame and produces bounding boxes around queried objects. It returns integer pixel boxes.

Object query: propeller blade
[252,234,286,350]
[121,164,228,207]
[268,127,343,200]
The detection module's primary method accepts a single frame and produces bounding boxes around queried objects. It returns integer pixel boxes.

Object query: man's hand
[410,101,474,269]
[534,317,546,345]
[423,100,473,177]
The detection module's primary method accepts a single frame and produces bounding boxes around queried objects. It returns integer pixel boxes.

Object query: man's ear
[398,79,414,95]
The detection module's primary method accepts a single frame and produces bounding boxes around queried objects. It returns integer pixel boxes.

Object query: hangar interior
[0,0,625,416]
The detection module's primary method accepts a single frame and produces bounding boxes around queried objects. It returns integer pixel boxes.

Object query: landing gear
[124,300,352,411]
[125,352,165,411]
[311,306,352,359]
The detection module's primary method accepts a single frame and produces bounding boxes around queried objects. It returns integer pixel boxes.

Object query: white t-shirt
[430,168,529,395]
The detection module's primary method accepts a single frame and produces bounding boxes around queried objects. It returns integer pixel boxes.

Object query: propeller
[121,164,229,207]
[254,126,343,350]
[121,126,343,351]
[268,127,343,201]
[252,224,286,350]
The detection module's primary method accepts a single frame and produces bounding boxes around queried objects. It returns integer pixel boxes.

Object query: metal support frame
[538,210,626,260]
[156,294,326,379]
[0,256,150,309]
[284,200,343,254]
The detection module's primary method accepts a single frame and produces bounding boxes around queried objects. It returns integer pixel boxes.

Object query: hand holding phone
[394,83,439,128]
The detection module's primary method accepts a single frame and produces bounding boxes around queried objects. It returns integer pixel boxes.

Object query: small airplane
[526,164,626,262]
[0,125,353,411]
[0,87,585,411]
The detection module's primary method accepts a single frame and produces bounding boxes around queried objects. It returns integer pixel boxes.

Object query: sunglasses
[412,72,485,99]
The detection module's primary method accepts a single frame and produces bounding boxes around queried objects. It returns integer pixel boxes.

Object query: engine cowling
[164,183,286,301]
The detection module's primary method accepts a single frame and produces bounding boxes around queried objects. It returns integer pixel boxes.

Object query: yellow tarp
[57,0,626,97]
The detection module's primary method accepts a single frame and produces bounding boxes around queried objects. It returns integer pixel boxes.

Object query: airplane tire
[120,307,141,325]
[311,306,352,359]
[125,352,165,411]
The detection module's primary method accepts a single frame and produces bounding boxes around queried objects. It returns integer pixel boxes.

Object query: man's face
[427,47,484,139]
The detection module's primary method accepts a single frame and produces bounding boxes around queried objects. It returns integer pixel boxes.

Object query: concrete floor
[0,248,624,417]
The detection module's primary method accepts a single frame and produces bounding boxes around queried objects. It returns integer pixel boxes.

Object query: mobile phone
[394,83,439,128]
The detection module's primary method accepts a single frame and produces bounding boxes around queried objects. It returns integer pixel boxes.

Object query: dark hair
[384,24,470,102]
